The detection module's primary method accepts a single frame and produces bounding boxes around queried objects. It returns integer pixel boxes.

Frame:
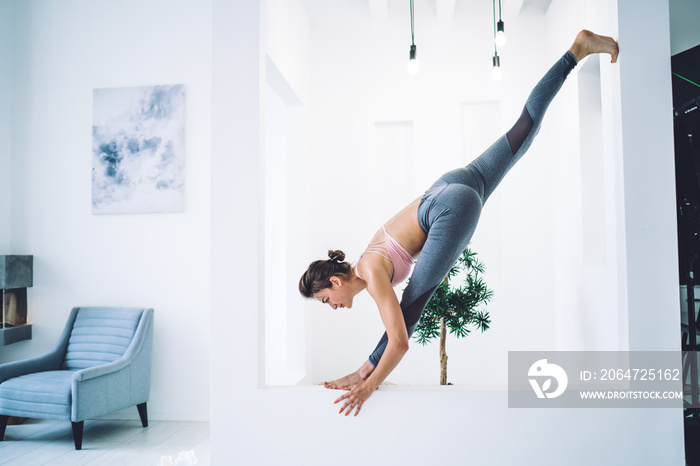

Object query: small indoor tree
[411,247,493,385]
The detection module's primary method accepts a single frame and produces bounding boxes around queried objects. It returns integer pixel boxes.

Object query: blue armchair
[0,306,154,450]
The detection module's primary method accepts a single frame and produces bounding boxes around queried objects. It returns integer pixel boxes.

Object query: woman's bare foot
[569,30,619,63]
[324,371,362,390]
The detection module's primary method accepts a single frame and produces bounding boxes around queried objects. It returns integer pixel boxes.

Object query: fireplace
[0,255,33,345]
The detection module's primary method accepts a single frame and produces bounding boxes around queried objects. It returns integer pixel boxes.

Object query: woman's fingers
[353,400,362,417]
[333,391,350,405]
[334,392,363,416]
[339,400,352,415]
[346,398,363,417]
[339,398,357,416]
[334,391,353,414]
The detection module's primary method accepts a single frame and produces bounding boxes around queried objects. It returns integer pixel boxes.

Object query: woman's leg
[366,31,618,367]
[469,50,577,202]
[471,30,617,202]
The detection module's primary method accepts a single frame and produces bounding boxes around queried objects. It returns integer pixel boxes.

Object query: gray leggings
[368,51,578,366]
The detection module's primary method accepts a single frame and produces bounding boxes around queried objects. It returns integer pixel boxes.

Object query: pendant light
[495,0,507,47]
[491,0,502,80]
[491,53,502,80]
[407,0,420,75]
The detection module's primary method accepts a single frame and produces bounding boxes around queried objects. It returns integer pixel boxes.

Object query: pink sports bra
[355,226,415,287]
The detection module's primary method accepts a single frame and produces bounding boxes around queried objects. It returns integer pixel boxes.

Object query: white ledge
[259,384,508,391]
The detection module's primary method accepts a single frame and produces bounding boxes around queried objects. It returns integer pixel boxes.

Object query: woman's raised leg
[471,30,618,202]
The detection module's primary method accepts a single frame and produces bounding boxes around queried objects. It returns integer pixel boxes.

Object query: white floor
[0,419,210,465]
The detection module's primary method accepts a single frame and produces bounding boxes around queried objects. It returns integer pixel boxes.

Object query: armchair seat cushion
[0,370,76,420]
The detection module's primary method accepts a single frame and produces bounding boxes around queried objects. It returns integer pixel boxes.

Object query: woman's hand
[333,381,377,417]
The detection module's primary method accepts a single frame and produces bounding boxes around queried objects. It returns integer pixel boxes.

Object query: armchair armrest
[0,351,64,383]
[0,307,80,383]
[73,356,131,382]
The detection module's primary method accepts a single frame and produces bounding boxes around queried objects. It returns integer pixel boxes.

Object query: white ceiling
[299,0,555,25]
[300,0,699,55]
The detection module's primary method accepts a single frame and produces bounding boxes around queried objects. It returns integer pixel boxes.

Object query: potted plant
[410,247,493,385]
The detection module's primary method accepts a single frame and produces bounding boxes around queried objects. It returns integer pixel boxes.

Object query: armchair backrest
[61,307,145,370]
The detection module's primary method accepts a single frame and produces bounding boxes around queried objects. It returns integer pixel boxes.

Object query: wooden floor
[0,419,210,465]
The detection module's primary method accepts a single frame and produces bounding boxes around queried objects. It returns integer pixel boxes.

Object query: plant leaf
[410,245,493,344]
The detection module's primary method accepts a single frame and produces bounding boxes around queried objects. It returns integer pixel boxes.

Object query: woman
[299,30,619,417]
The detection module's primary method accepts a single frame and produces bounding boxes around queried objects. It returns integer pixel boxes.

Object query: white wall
[265,0,310,103]
[0,0,14,253]
[210,0,262,462]
[0,0,212,421]
[616,0,680,352]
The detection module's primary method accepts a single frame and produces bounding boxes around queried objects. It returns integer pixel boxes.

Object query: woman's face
[313,276,354,309]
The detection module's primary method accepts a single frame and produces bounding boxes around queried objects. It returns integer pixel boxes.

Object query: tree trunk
[439,316,447,385]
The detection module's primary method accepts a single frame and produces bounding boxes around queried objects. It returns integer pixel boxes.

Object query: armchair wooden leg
[0,415,8,441]
[137,402,148,427]
[71,421,84,450]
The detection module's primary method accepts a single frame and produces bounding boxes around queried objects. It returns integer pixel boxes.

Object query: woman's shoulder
[355,251,393,283]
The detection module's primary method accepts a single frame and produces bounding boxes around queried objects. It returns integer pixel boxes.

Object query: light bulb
[495,32,507,47]
[407,44,420,75]
[491,53,502,80]
[495,20,507,47]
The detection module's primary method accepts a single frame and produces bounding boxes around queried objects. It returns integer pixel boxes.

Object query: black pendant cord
[492,0,497,55]
[410,0,415,46]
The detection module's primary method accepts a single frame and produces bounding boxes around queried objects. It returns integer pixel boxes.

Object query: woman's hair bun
[327,250,346,262]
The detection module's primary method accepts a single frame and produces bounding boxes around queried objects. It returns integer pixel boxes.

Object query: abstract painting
[92,84,185,214]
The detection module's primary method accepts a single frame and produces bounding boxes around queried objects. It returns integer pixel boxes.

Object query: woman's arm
[334,274,409,416]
